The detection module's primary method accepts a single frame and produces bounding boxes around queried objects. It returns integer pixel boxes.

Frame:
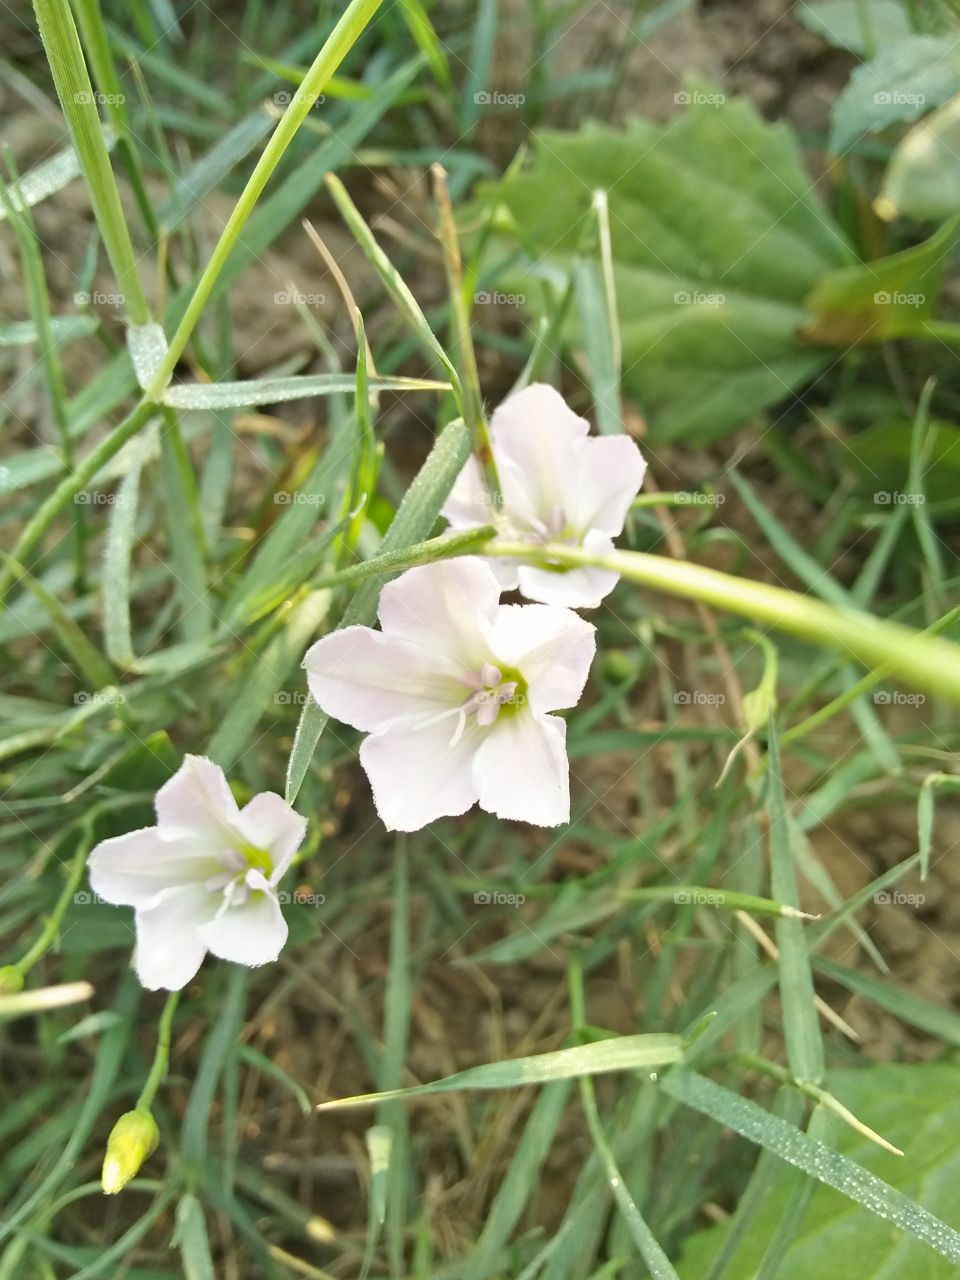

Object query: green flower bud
[0,966,24,995]
[101,1109,159,1195]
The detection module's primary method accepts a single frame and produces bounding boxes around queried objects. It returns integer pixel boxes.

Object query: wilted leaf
[830,36,960,152]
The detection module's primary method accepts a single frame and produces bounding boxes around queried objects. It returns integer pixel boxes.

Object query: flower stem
[487,540,960,706]
[136,991,180,1111]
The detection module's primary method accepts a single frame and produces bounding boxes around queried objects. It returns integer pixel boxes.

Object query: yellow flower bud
[101,1109,159,1195]
[0,966,24,995]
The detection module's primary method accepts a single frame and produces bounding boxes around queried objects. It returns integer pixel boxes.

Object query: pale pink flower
[87,756,306,990]
[303,558,595,831]
[442,383,646,607]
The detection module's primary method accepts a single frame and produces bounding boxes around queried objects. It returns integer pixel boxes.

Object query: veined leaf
[676,1063,960,1276]
[482,102,852,441]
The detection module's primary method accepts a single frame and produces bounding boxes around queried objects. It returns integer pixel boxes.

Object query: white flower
[303,558,595,831]
[87,756,306,991]
[442,383,646,608]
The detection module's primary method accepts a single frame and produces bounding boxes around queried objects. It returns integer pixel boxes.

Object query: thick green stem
[487,541,960,706]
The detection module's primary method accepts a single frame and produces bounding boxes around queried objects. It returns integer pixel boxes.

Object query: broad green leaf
[796,0,912,55]
[830,35,960,152]
[879,92,960,222]
[482,102,852,441]
[318,1033,683,1109]
[676,1063,960,1277]
[842,417,960,506]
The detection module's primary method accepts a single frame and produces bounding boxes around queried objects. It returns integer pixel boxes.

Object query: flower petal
[440,454,491,529]
[197,887,288,968]
[154,755,240,843]
[88,828,221,909]
[133,885,218,990]
[490,603,596,713]
[236,793,307,884]
[376,558,501,669]
[359,718,481,831]
[567,435,646,537]
[489,384,589,525]
[516,561,619,608]
[473,711,570,825]
[304,626,461,732]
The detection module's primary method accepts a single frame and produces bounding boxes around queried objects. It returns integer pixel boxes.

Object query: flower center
[204,842,273,904]
[455,662,526,737]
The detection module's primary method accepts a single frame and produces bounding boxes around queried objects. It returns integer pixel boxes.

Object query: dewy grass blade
[661,1069,960,1266]
[32,0,149,323]
[766,717,825,1086]
[317,1034,683,1109]
[144,0,386,399]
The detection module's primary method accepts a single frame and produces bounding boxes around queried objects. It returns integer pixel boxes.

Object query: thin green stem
[144,0,385,398]
[137,991,181,1111]
[0,398,158,608]
[310,525,496,591]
